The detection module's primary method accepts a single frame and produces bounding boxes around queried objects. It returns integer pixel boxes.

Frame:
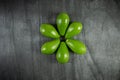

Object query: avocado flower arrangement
[40,13,86,64]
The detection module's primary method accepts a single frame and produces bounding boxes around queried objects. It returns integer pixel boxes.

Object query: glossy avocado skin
[56,42,69,64]
[65,22,83,38]
[40,24,60,38]
[56,13,70,36]
[66,39,86,55]
[41,39,60,54]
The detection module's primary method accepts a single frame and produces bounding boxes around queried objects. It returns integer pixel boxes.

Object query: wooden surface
[0,0,120,80]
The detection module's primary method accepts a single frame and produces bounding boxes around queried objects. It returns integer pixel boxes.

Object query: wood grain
[0,0,120,80]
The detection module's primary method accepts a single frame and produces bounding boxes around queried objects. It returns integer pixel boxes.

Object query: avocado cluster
[40,13,86,64]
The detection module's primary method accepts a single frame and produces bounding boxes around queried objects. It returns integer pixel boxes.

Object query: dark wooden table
[0,0,120,80]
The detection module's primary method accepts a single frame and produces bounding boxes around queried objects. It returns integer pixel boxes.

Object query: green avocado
[41,39,60,54]
[56,42,69,64]
[56,13,70,36]
[66,39,86,55]
[40,24,60,38]
[65,22,82,38]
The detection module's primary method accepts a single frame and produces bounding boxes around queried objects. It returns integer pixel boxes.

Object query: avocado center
[60,36,66,42]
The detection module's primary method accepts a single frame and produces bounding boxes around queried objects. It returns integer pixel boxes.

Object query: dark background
[0,0,120,80]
